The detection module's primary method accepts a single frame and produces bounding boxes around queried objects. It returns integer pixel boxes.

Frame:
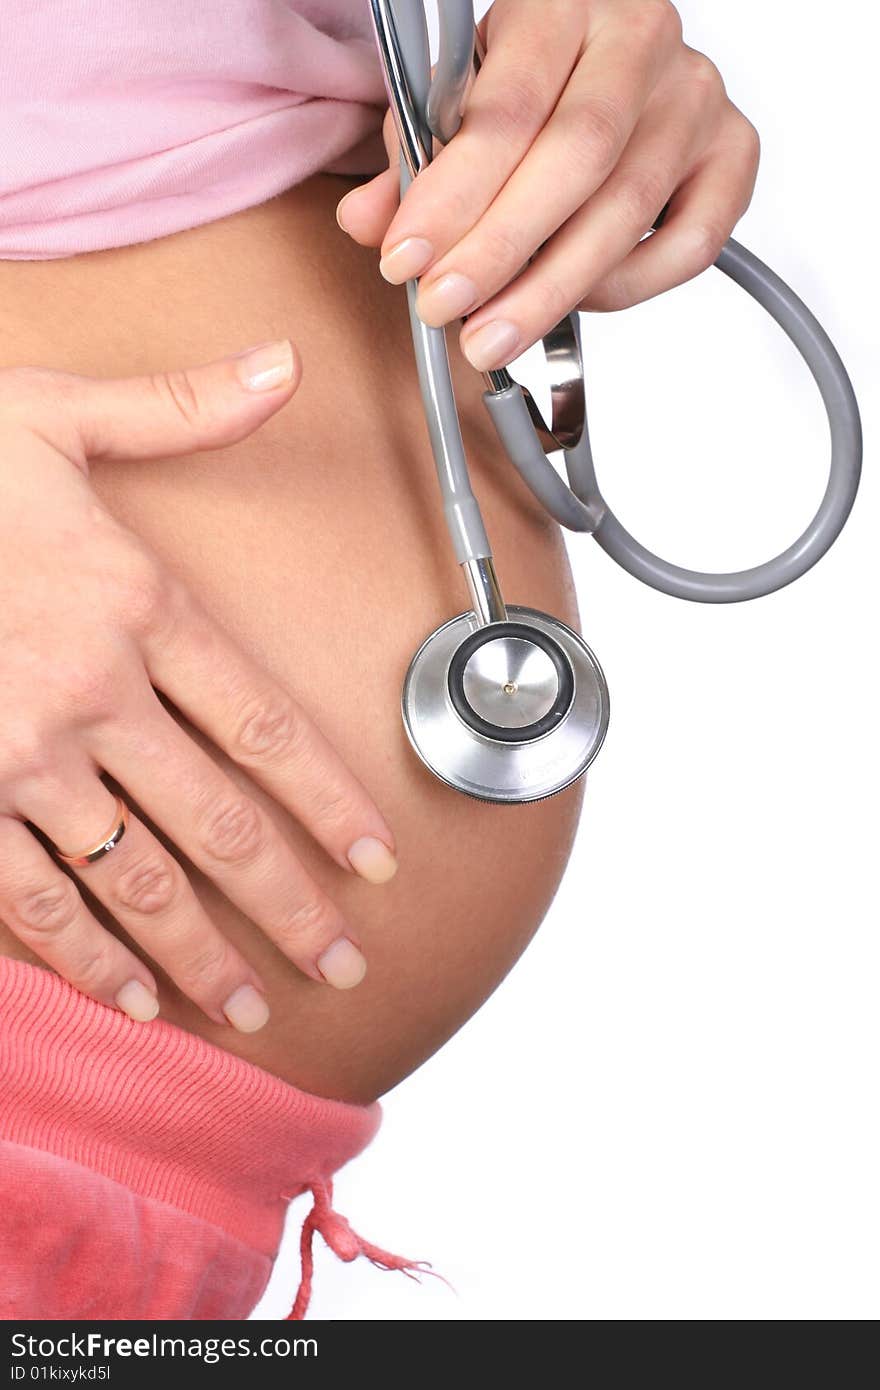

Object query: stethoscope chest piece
[402,606,610,804]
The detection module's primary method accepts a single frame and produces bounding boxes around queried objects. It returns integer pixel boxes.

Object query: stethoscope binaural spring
[368,0,862,805]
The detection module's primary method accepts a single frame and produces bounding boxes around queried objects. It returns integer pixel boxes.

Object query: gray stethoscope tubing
[373,0,862,605]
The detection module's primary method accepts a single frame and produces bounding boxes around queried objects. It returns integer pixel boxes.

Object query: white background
[255,0,877,1319]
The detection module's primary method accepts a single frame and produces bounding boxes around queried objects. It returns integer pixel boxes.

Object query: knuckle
[282,894,336,945]
[15,878,80,936]
[572,96,625,178]
[686,48,723,96]
[480,220,527,277]
[233,694,300,763]
[309,784,355,835]
[0,724,53,782]
[615,165,671,230]
[151,368,202,430]
[70,946,114,993]
[736,114,761,165]
[533,274,573,328]
[199,795,265,865]
[629,0,682,44]
[683,219,727,274]
[176,939,232,991]
[55,657,119,723]
[583,272,636,313]
[437,177,475,230]
[116,558,174,638]
[485,68,546,142]
[113,853,179,915]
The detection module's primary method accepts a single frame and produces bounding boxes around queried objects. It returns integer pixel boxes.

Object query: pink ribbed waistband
[0,959,380,1256]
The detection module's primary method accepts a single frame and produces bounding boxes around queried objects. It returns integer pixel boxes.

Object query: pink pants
[0,959,422,1319]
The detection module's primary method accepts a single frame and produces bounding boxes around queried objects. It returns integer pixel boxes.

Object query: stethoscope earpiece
[402,608,609,805]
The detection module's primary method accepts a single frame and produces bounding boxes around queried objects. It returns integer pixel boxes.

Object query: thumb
[337,166,401,247]
[336,109,402,247]
[20,338,301,466]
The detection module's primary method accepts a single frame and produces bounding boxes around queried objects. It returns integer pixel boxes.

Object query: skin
[0,178,583,1103]
[0,0,756,1104]
[339,0,760,365]
[0,344,393,1030]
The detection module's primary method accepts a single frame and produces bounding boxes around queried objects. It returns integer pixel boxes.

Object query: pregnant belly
[0,177,584,1103]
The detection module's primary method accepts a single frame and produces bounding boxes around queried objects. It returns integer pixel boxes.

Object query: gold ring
[53,795,130,867]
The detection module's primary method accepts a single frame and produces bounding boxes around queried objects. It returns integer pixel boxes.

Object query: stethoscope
[368,0,862,804]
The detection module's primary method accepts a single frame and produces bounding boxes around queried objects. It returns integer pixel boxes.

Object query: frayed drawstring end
[288,1179,437,1320]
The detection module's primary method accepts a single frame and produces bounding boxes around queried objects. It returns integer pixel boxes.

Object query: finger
[414,14,684,331]
[93,698,370,991]
[132,581,397,883]
[336,166,401,246]
[336,110,401,246]
[24,780,273,1030]
[362,0,586,283]
[0,340,302,470]
[582,115,761,311]
[0,811,160,1023]
[380,2,679,302]
[456,82,715,370]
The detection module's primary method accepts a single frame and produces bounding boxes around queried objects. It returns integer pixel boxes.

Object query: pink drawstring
[288,1179,434,1320]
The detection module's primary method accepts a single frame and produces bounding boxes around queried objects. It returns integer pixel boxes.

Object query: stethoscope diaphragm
[401,606,609,804]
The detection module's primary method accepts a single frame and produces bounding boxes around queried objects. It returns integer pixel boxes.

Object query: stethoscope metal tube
[369,0,862,804]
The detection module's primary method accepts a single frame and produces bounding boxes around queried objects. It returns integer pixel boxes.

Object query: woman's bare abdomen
[0,177,584,1103]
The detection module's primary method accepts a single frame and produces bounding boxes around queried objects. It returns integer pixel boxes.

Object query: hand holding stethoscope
[340,0,762,369]
[345,0,860,803]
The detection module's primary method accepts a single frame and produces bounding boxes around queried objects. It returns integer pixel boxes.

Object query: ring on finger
[50,794,129,867]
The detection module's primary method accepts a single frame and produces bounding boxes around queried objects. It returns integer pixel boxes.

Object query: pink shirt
[0,1,388,259]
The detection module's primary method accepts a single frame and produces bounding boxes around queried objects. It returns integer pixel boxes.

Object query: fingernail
[317,937,368,990]
[335,190,359,232]
[417,273,480,326]
[234,339,295,393]
[222,983,270,1033]
[115,979,160,1023]
[379,236,435,284]
[347,835,399,884]
[462,319,521,371]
